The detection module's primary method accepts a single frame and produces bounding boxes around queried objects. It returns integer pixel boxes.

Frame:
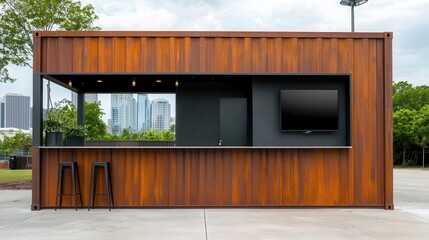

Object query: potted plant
[43,110,63,146]
[64,124,86,146]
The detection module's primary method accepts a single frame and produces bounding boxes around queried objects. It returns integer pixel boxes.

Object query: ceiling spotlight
[156,80,162,83]
[68,77,72,87]
[97,79,103,83]
[175,79,179,87]
[132,78,136,87]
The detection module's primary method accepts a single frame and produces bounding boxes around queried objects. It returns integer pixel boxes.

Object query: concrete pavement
[0,169,428,240]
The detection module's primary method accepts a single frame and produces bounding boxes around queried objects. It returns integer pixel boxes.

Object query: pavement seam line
[0,213,42,231]
[204,209,208,240]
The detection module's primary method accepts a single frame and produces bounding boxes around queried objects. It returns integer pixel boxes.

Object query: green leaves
[415,105,429,148]
[393,81,429,164]
[393,81,429,111]
[84,101,107,140]
[393,108,418,148]
[102,129,176,141]
[0,0,100,83]
[142,129,175,141]
[43,101,67,133]
[64,124,85,138]
[0,130,32,153]
[43,99,107,140]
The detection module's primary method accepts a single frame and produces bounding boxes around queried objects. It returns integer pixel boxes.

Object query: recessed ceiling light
[97,80,103,83]
[156,80,162,83]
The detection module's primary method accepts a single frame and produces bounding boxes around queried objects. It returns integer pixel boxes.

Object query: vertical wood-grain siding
[32,31,393,209]
[38,148,386,208]
[37,34,386,76]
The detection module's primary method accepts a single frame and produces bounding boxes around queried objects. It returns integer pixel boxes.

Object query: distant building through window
[151,98,171,131]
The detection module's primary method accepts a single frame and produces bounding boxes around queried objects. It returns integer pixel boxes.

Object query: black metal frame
[55,162,83,210]
[88,162,114,211]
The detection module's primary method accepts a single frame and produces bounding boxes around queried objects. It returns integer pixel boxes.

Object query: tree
[48,99,107,140]
[143,129,175,141]
[393,81,429,165]
[393,108,418,164]
[0,131,32,154]
[393,81,429,111]
[0,0,100,83]
[84,101,108,140]
[415,105,429,167]
[170,124,176,132]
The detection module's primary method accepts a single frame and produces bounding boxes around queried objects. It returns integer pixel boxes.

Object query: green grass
[0,169,32,182]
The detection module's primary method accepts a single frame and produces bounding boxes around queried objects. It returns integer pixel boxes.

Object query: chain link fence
[0,149,32,161]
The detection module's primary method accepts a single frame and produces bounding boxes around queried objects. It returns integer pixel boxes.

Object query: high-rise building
[151,98,171,131]
[111,94,137,134]
[1,93,31,130]
[131,98,138,132]
[137,94,151,132]
[0,101,4,128]
[71,93,98,106]
[107,119,112,133]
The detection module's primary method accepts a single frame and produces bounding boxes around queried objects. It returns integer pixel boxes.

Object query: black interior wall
[252,75,351,146]
[176,78,251,146]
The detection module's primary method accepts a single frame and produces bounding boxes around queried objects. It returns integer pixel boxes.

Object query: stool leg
[104,166,111,211]
[108,165,114,209]
[88,164,95,211]
[71,164,77,211]
[58,166,64,210]
[92,166,97,209]
[75,163,83,209]
[55,165,62,211]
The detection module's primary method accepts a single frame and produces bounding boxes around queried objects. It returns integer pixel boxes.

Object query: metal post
[32,73,43,146]
[423,147,426,169]
[351,4,355,32]
[77,92,85,126]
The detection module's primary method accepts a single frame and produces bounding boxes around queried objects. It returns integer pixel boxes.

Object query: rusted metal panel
[37,148,386,208]
[31,31,393,209]
[35,32,390,74]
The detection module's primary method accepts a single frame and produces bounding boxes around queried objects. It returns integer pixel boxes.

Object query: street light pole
[340,0,368,32]
[351,4,355,32]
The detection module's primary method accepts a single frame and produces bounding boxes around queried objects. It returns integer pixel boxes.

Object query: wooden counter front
[32,147,386,210]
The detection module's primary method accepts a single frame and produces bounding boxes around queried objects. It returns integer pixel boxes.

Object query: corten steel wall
[32,31,393,210]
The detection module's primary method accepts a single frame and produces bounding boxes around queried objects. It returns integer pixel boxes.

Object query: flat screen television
[280,89,339,132]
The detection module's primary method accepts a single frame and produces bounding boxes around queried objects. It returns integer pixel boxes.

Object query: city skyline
[0,93,31,130]
[0,89,175,131]
[110,94,172,134]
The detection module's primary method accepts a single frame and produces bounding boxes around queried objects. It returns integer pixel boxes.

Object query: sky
[1,0,428,122]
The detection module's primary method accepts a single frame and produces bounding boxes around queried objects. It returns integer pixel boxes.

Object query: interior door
[219,98,247,146]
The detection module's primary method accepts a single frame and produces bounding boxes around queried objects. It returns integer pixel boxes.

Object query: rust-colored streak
[38,148,386,208]
[384,36,394,210]
[33,37,42,72]
[33,31,392,209]
[57,37,72,73]
[37,32,391,75]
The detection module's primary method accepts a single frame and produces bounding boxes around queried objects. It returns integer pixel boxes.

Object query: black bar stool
[55,162,82,210]
[88,162,114,211]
